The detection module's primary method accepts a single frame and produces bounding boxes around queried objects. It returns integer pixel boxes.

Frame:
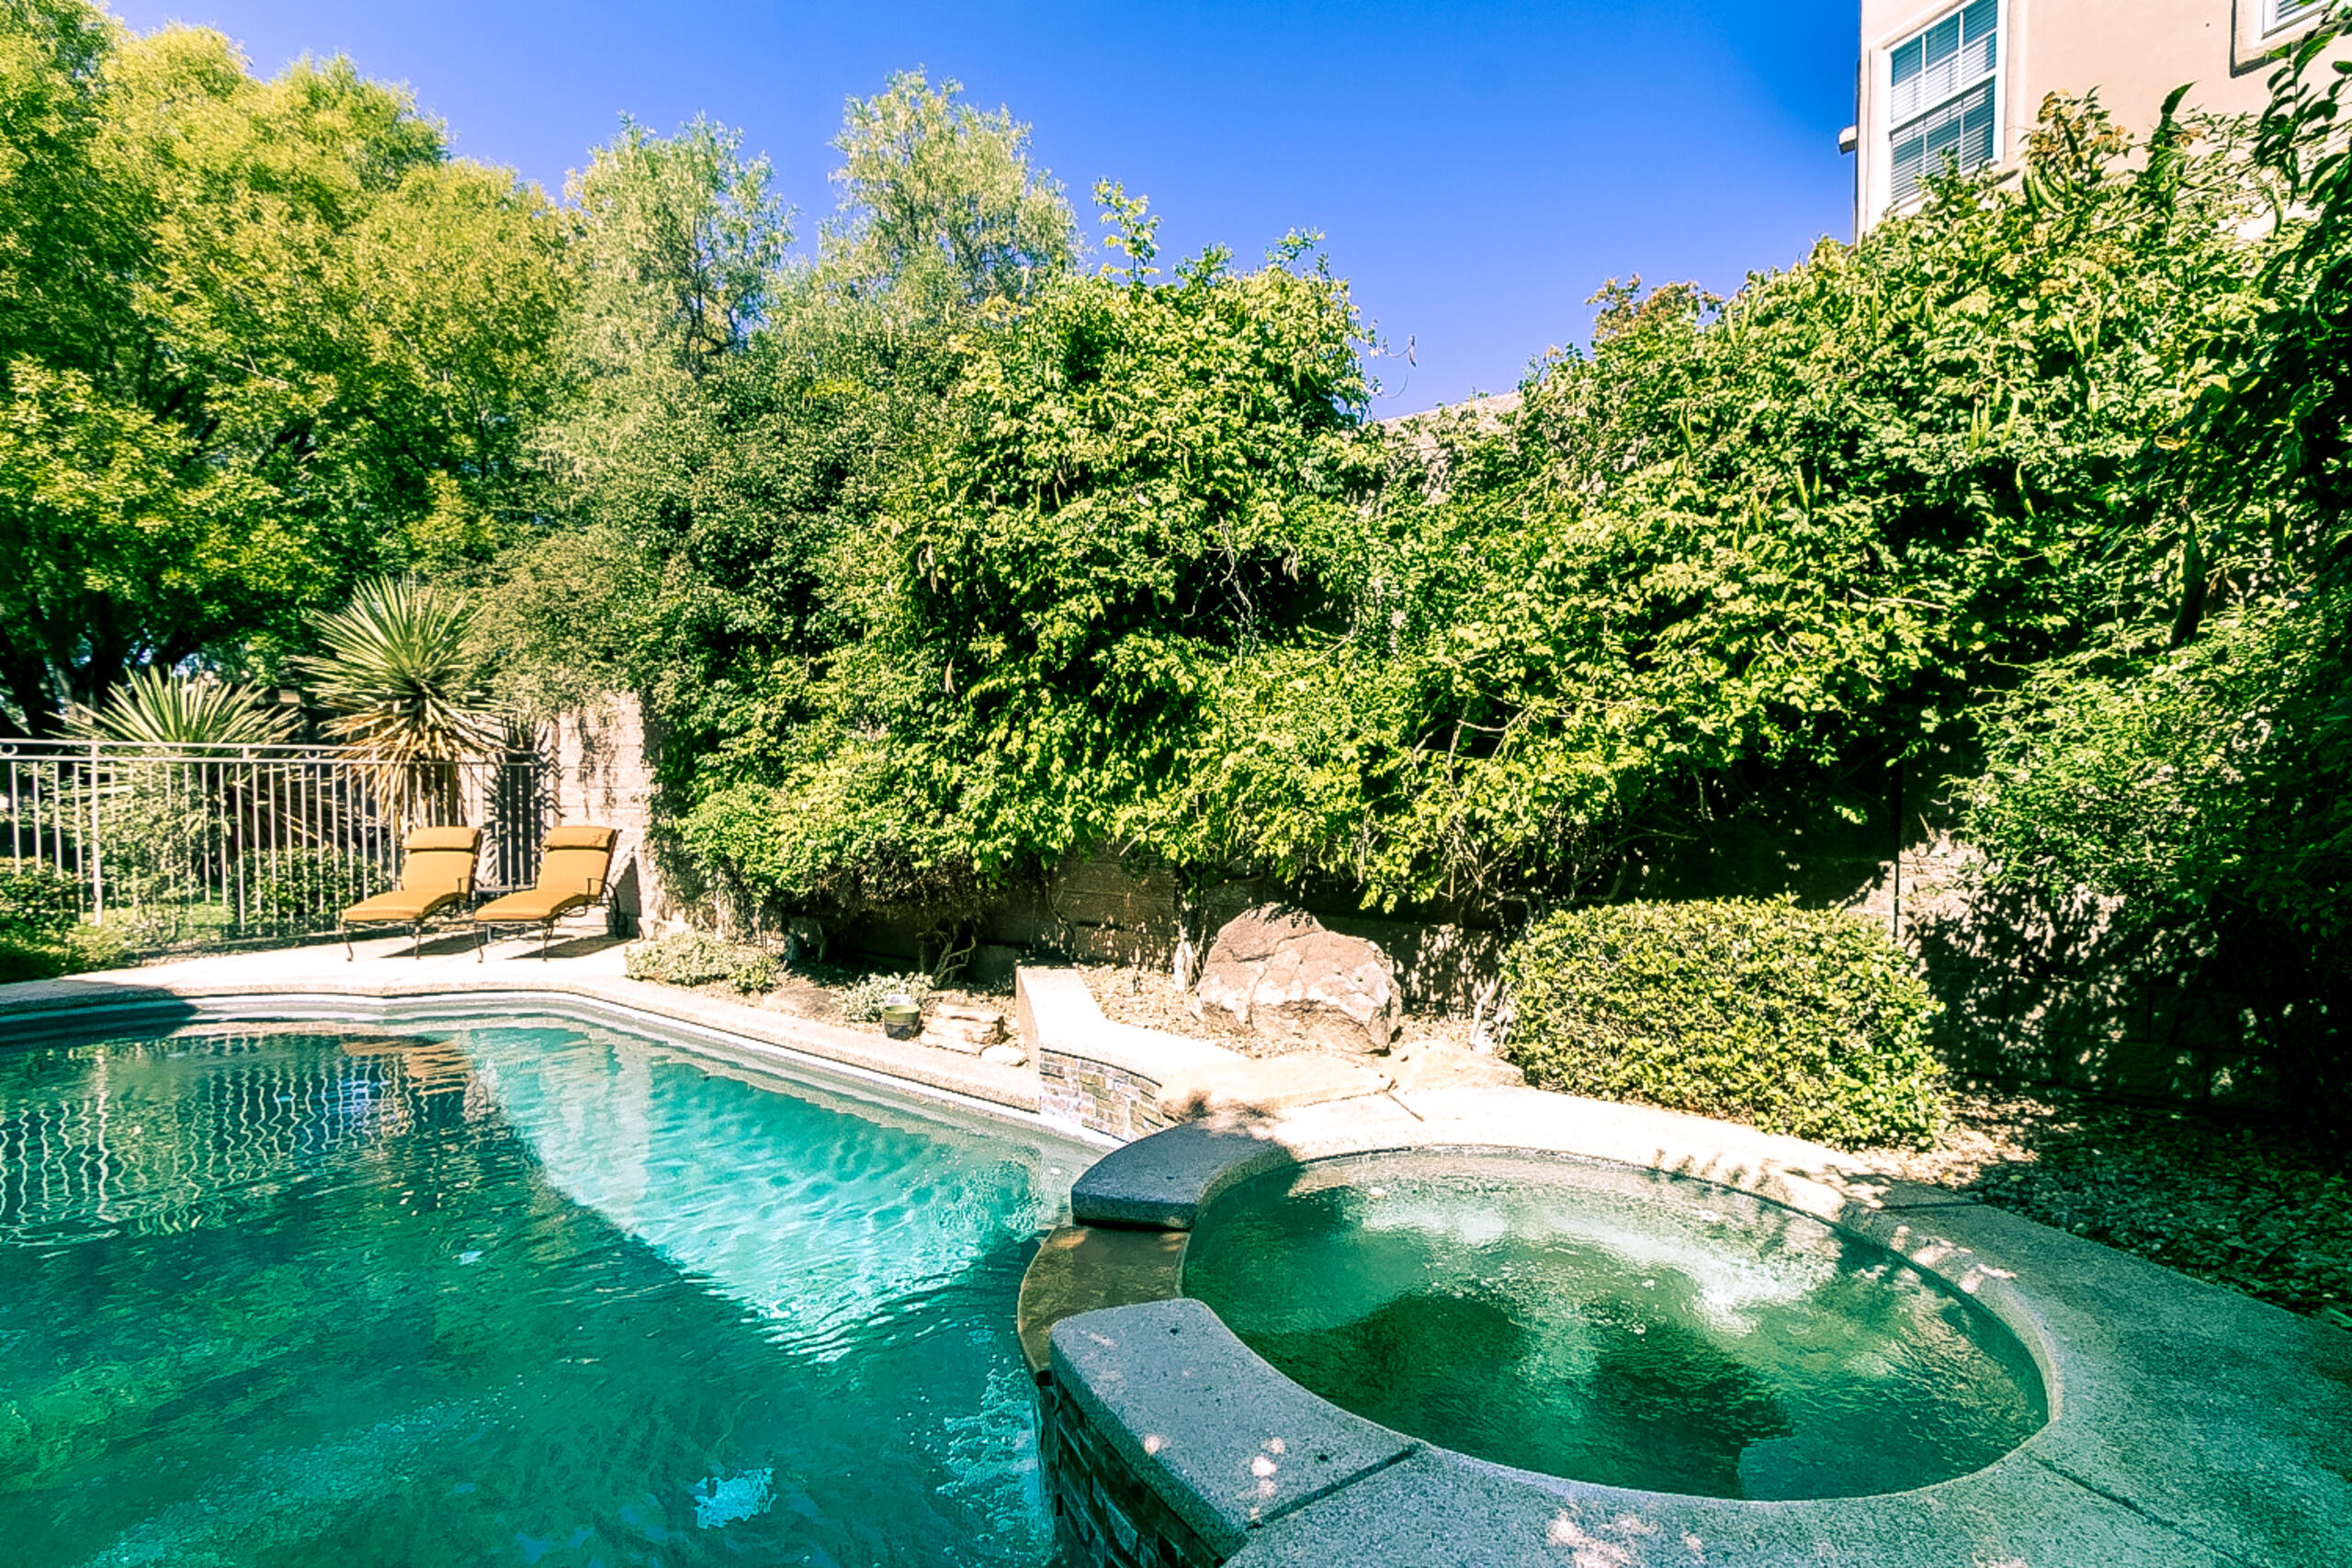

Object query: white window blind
[1888,0,1999,202]
[2269,0,2321,30]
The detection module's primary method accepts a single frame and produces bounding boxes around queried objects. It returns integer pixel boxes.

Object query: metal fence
[0,739,552,952]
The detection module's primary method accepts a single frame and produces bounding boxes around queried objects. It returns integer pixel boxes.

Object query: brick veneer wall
[1036,1049,1177,1142]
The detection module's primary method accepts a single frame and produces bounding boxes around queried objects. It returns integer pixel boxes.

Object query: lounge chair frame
[470,825,619,960]
[338,827,482,960]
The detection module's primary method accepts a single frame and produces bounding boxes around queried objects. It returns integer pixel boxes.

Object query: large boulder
[1193,904,1402,1056]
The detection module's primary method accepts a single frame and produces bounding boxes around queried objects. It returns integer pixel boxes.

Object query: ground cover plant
[622,929,777,994]
[1877,1089,2352,1326]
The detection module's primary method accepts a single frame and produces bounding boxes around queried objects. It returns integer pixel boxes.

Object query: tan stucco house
[1847,0,2346,231]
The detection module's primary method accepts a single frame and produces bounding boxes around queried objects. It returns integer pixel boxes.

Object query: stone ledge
[1048,1298,1417,1558]
[1017,965,1394,1140]
[1229,1446,2242,1568]
[0,951,1048,1120]
[1070,1122,1297,1230]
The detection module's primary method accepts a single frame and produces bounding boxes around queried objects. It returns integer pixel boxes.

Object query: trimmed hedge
[1500,898,1946,1149]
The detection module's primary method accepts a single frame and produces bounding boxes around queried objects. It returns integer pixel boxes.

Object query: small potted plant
[879,994,923,1040]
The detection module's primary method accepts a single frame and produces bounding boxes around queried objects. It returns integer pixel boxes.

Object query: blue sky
[106,1,1860,413]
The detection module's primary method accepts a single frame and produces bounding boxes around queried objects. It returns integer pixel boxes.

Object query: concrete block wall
[546,694,663,935]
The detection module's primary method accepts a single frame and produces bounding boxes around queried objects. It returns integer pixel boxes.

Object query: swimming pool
[0,1014,1094,1567]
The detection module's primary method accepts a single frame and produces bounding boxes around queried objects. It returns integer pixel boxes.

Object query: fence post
[86,740,103,923]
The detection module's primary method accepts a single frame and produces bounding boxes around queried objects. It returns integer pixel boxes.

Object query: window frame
[1883,0,2004,210]
[2266,1,2323,37]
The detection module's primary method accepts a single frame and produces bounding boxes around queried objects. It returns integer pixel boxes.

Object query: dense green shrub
[0,936,64,984]
[623,930,776,993]
[0,863,114,981]
[0,924,128,985]
[0,861,79,942]
[1500,899,1945,1149]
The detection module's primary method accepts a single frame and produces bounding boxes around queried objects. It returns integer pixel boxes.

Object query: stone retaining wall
[1037,1050,1178,1142]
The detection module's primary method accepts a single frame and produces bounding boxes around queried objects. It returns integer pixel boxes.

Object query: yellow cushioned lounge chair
[470,825,619,959]
[340,826,481,960]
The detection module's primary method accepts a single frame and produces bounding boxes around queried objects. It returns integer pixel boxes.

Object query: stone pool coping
[1020,1101,2352,1568]
[0,940,1080,1141]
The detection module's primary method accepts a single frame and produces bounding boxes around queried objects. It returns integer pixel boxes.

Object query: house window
[2268,0,2321,31]
[1888,0,1999,204]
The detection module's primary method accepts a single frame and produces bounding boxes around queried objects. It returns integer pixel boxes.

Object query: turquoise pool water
[1184,1152,2049,1499]
[0,1016,1092,1567]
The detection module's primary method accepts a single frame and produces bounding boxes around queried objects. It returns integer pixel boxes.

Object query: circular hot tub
[1182,1150,2047,1499]
[1020,1103,2352,1568]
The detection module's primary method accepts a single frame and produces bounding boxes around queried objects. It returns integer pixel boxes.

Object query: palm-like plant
[65,667,298,750]
[295,579,504,827]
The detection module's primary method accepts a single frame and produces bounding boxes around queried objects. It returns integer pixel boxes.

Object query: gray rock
[1194,905,1401,1056]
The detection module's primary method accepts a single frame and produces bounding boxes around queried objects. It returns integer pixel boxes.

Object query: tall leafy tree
[819,69,1076,315]
[0,4,567,732]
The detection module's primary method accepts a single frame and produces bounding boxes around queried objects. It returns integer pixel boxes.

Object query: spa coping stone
[1070,1122,1299,1229]
[1048,1298,1417,1558]
[1225,1446,2245,1568]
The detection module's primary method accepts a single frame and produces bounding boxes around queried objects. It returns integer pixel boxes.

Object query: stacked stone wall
[1036,1372,1223,1568]
[1035,1048,1177,1142]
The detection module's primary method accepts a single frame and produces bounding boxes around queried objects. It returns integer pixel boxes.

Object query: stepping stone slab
[1070,1121,1298,1229]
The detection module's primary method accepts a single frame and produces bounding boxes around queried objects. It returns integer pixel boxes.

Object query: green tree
[0,5,567,731]
[1958,33,2352,1123]
[819,69,1076,315]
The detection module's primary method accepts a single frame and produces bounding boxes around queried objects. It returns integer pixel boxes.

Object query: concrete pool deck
[6,945,2348,1566]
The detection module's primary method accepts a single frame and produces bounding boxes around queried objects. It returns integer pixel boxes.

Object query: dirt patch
[1865,1089,2351,1325]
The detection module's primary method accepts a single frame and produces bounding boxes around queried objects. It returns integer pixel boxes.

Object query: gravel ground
[1866,1088,2352,1326]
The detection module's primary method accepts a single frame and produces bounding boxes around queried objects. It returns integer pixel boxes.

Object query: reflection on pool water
[1182,1152,2048,1499]
[0,1016,1092,1567]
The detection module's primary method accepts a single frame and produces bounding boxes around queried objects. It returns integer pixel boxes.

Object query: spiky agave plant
[60,671,298,942]
[295,579,504,828]
[65,668,298,750]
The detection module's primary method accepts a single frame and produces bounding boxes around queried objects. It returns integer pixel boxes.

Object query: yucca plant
[295,579,504,828]
[64,667,298,750]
